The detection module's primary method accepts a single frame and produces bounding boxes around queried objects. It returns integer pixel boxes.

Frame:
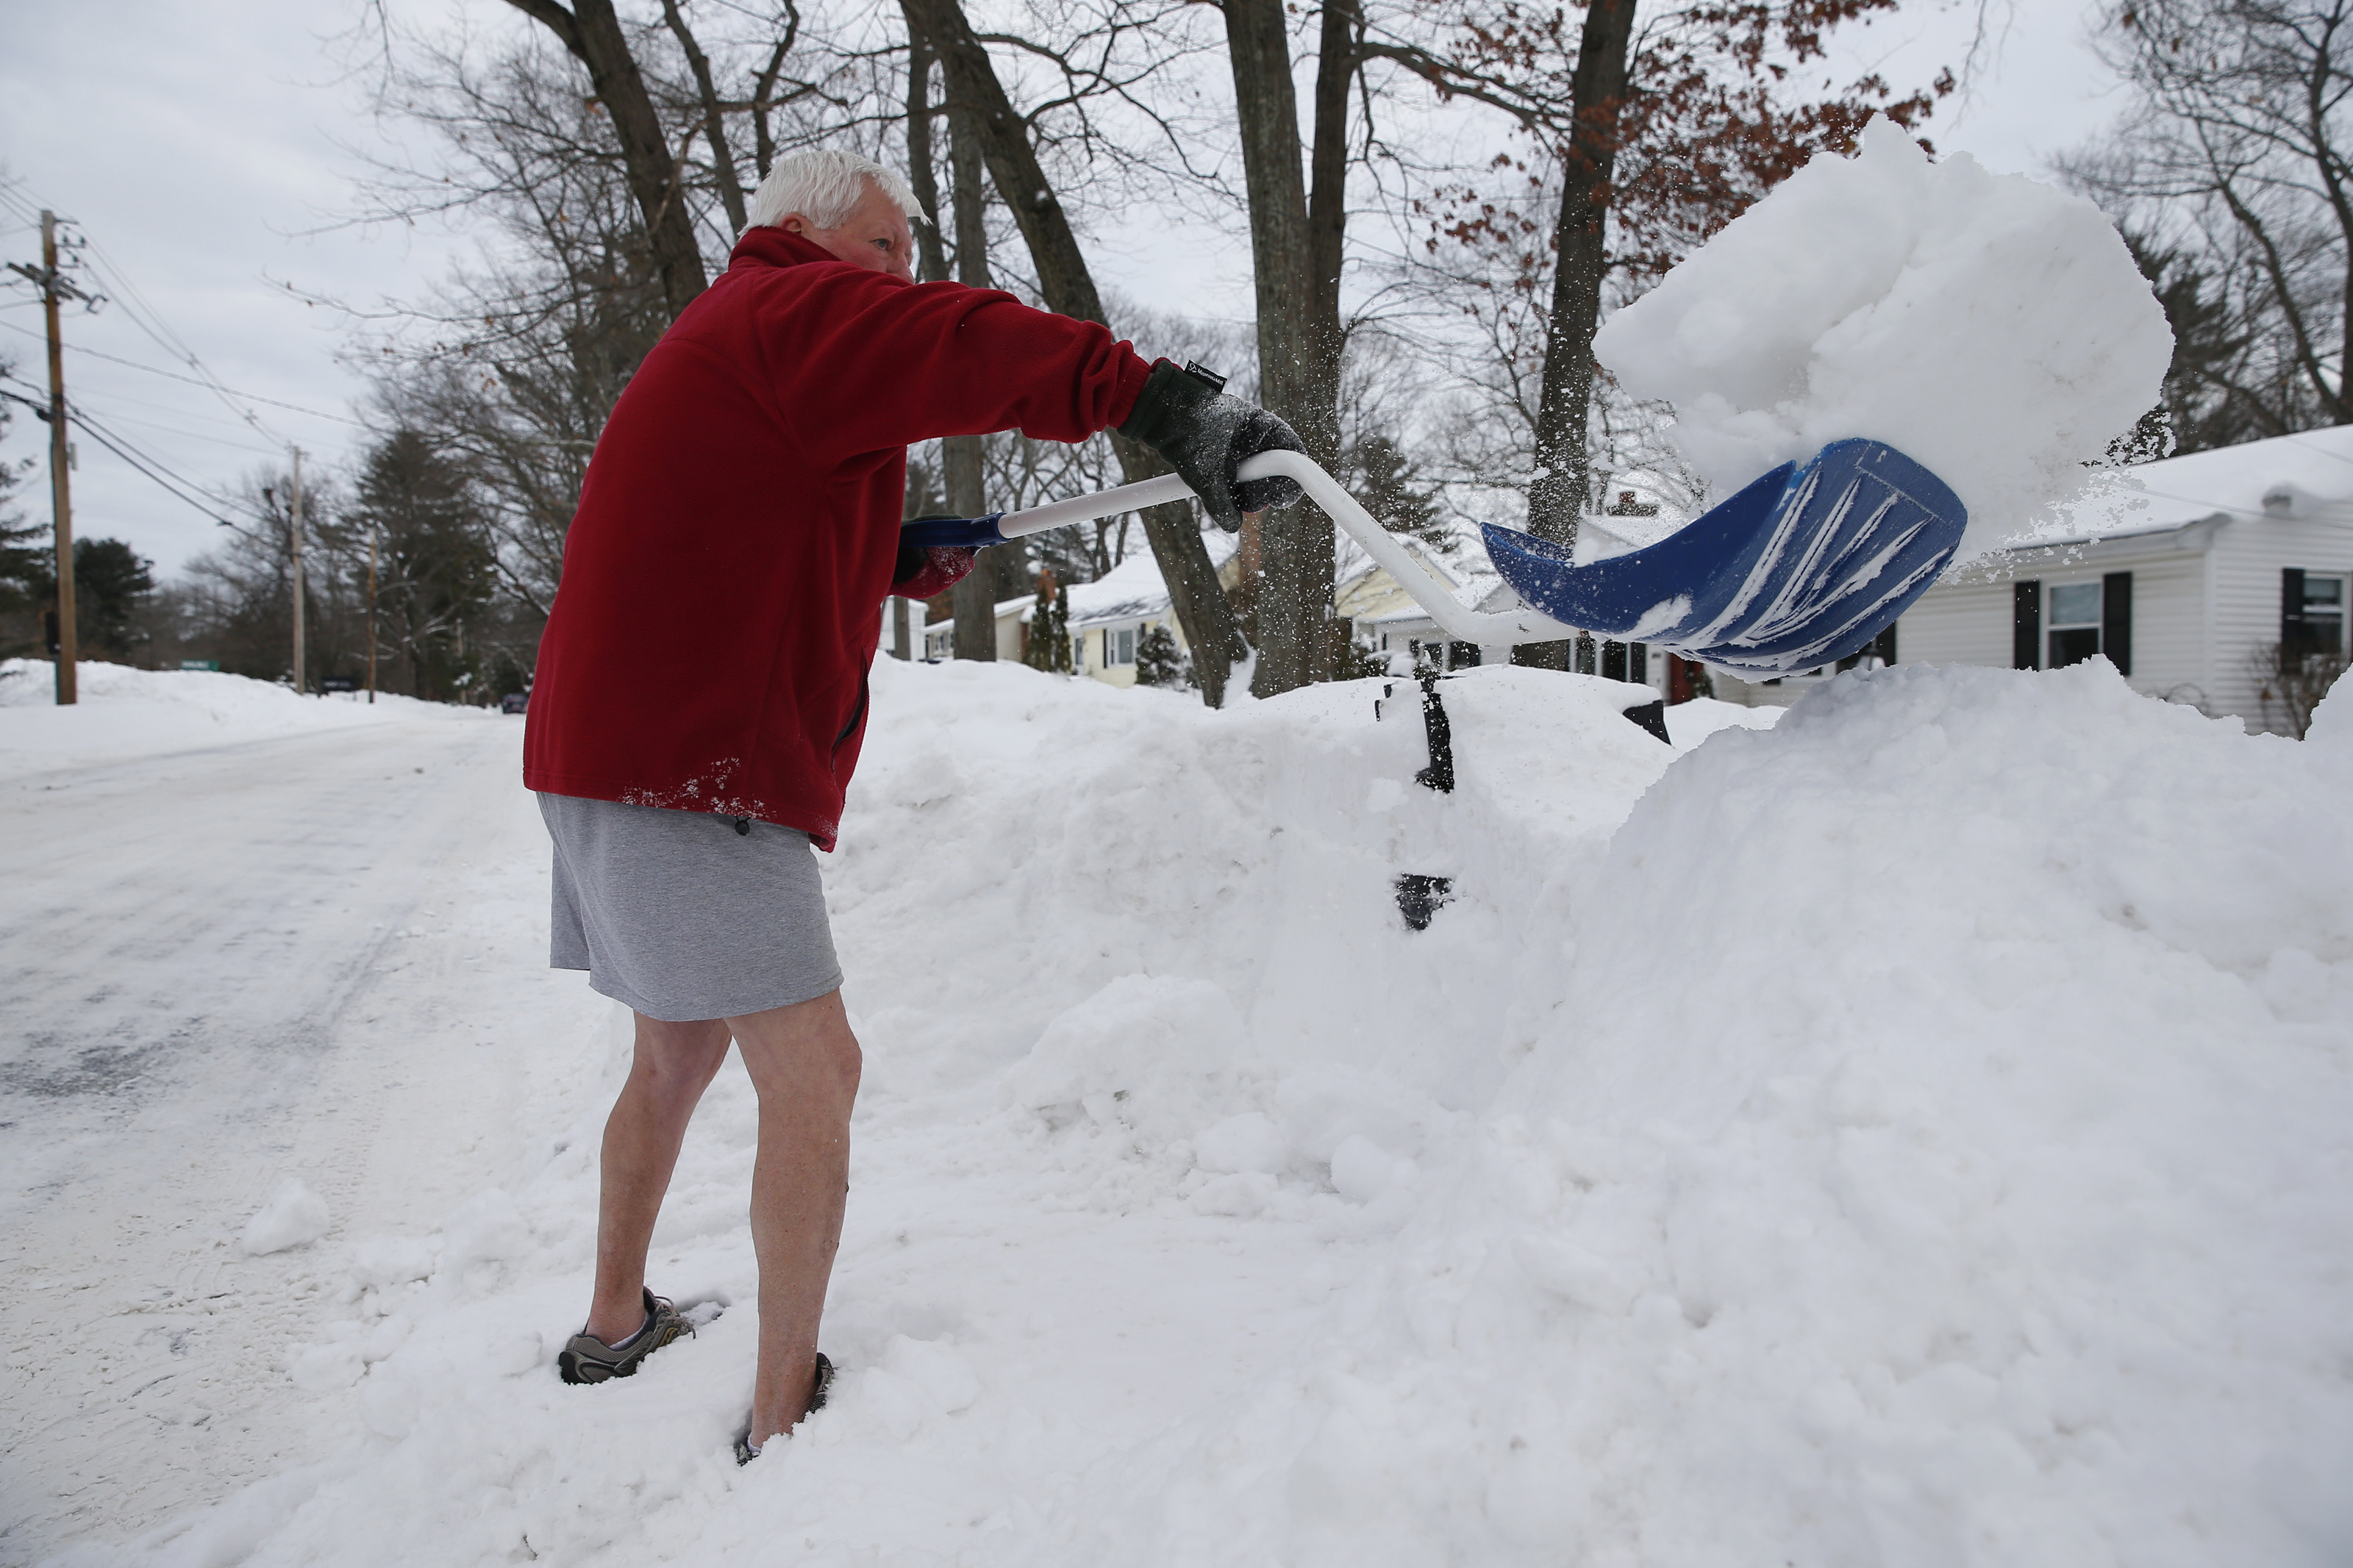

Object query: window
[2048,581,2102,668]
[2286,570,2346,655]
[1836,625,1896,673]
[2015,574,2131,674]
[1116,628,1135,665]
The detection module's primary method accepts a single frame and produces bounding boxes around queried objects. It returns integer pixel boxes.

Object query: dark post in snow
[37,211,77,706]
[289,446,308,695]
[367,522,379,703]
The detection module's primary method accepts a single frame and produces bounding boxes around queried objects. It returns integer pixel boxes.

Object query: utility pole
[288,445,307,694]
[366,522,378,704]
[7,212,93,705]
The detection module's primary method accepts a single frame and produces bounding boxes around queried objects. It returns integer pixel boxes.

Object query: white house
[920,534,1242,686]
[918,597,1026,662]
[1708,425,2353,734]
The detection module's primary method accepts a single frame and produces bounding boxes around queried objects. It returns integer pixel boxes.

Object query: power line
[66,409,247,529]
[1,383,249,529]
[0,186,307,450]
[0,318,368,426]
[70,234,291,448]
[0,369,282,456]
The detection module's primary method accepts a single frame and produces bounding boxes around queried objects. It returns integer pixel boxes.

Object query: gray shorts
[538,792,843,1023]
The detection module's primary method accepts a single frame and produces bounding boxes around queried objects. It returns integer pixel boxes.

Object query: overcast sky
[0,0,2125,581]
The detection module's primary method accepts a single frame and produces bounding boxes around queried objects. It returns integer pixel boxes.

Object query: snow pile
[240,1179,333,1256]
[1093,661,2353,1567]
[0,659,484,779]
[48,656,2353,1567]
[1595,116,2172,558]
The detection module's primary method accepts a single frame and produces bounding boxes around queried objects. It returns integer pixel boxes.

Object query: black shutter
[2102,571,2133,677]
[1872,623,1898,666]
[1630,642,1648,684]
[2013,581,2041,670]
[2283,568,2308,652]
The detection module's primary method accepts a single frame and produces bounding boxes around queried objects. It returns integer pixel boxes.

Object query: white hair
[743,149,926,238]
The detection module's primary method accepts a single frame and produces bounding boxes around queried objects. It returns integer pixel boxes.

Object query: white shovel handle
[1235,450,1579,647]
[994,453,1579,648]
[996,473,1195,538]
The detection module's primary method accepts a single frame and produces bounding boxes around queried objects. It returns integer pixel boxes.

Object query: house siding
[1991,546,2209,699]
[1871,508,2353,734]
[2207,510,2353,733]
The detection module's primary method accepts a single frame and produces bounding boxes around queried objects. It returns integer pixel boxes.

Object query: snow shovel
[899,439,1965,677]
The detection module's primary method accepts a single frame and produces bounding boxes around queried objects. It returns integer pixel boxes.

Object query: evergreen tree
[1024,568,1057,672]
[351,430,497,701]
[0,362,48,654]
[69,538,155,660]
[1024,568,1076,674]
[2111,229,2260,459]
[1134,621,1184,687]
[1343,433,1452,555]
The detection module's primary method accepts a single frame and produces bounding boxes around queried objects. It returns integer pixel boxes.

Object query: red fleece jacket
[524,228,1151,848]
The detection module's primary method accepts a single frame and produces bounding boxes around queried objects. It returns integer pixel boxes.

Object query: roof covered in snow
[2028,423,2353,548]
[1059,531,1241,627]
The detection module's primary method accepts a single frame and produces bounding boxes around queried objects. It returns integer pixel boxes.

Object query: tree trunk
[1307,1,1359,359]
[901,23,953,284]
[1224,0,1324,698]
[503,0,710,320]
[659,0,749,234]
[943,97,1004,659]
[905,0,1248,706]
[1526,0,1636,548]
[940,108,1038,614]
[1223,0,1358,697]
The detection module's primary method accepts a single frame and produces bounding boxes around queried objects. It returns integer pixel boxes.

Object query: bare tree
[500,0,716,316]
[2064,0,2353,441]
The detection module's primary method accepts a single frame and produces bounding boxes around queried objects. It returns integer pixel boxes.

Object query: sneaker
[733,1353,835,1465]
[557,1289,690,1385]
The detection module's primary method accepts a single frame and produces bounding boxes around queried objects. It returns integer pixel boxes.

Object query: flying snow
[1594,115,2174,559]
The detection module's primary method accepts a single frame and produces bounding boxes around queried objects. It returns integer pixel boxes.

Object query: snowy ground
[6,654,2349,1567]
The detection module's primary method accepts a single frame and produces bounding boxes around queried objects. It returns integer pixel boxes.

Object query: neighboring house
[1340,537,1490,673]
[921,533,1242,687]
[919,598,1026,662]
[1063,532,1241,686]
[1709,425,2353,734]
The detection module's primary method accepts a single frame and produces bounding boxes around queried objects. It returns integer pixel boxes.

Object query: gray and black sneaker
[733,1353,834,1465]
[557,1289,690,1385]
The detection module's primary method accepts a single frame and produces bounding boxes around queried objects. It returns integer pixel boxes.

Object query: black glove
[1116,359,1305,531]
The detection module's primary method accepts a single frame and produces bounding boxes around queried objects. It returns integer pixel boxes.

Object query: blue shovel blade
[1482,440,1966,676]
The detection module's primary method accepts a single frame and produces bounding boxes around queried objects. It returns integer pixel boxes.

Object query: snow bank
[56,656,2353,1567]
[0,659,486,779]
[1594,117,2172,559]
[1100,662,2353,1567]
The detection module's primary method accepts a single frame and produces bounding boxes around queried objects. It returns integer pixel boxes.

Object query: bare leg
[585,1013,732,1344]
[729,989,861,1449]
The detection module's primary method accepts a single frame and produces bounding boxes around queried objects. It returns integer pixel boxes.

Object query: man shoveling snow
[521,148,1303,1461]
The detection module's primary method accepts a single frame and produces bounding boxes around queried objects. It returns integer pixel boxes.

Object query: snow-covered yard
[4,654,2349,1567]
